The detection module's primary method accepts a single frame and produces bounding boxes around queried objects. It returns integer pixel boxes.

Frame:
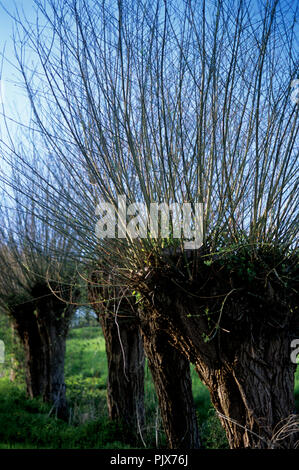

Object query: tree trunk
[9,324,18,382]
[195,330,297,448]
[98,311,145,437]
[89,273,201,448]
[33,284,75,420]
[138,309,200,449]
[12,304,46,397]
[11,284,76,420]
[162,301,298,448]
[88,274,145,439]
[34,311,69,420]
[137,252,298,448]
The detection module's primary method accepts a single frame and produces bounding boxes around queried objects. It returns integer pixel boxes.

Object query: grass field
[0,322,297,449]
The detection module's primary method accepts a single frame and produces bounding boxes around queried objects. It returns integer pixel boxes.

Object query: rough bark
[89,273,201,448]
[99,312,145,435]
[34,309,69,420]
[11,283,76,420]
[194,329,297,448]
[138,308,200,449]
[136,251,299,448]
[12,303,46,397]
[33,283,75,420]
[88,275,145,437]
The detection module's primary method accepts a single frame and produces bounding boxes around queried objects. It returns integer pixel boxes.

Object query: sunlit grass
[0,325,297,449]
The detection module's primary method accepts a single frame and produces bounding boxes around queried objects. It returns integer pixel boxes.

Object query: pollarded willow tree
[2,0,299,448]
[0,179,80,419]
[0,103,201,448]
[88,270,147,440]
[88,268,200,448]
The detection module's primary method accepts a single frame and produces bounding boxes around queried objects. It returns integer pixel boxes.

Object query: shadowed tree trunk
[34,314,68,419]
[136,251,299,449]
[89,273,201,448]
[146,299,298,448]
[138,306,200,449]
[12,303,46,398]
[99,311,145,435]
[32,283,76,420]
[88,277,145,439]
[193,327,297,448]
[10,283,77,420]
[9,324,18,382]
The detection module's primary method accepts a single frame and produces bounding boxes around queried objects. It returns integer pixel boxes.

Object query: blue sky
[0,0,36,144]
[0,0,298,151]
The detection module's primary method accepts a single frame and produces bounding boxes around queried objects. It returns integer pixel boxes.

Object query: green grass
[0,377,133,449]
[0,322,298,449]
[190,366,228,448]
[64,326,108,424]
